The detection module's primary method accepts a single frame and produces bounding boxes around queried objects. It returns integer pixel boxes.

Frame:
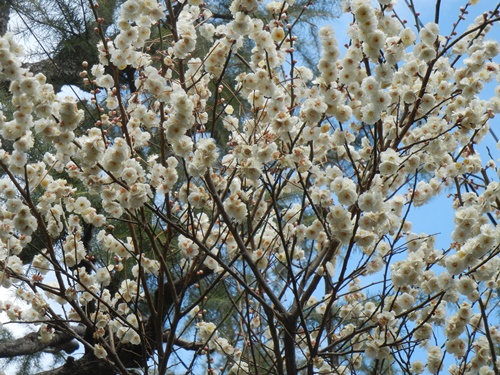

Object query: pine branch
[0,325,85,358]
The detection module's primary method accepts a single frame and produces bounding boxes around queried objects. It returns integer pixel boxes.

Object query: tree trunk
[283,316,298,375]
[0,0,10,35]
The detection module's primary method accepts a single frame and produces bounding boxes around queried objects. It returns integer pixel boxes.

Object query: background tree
[5,0,338,92]
[0,1,499,375]
[4,0,117,92]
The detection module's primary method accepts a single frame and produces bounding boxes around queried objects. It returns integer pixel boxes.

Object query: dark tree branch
[162,330,205,351]
[211,12,232,20]
[0,325,85,358]
[35,354,115,375]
